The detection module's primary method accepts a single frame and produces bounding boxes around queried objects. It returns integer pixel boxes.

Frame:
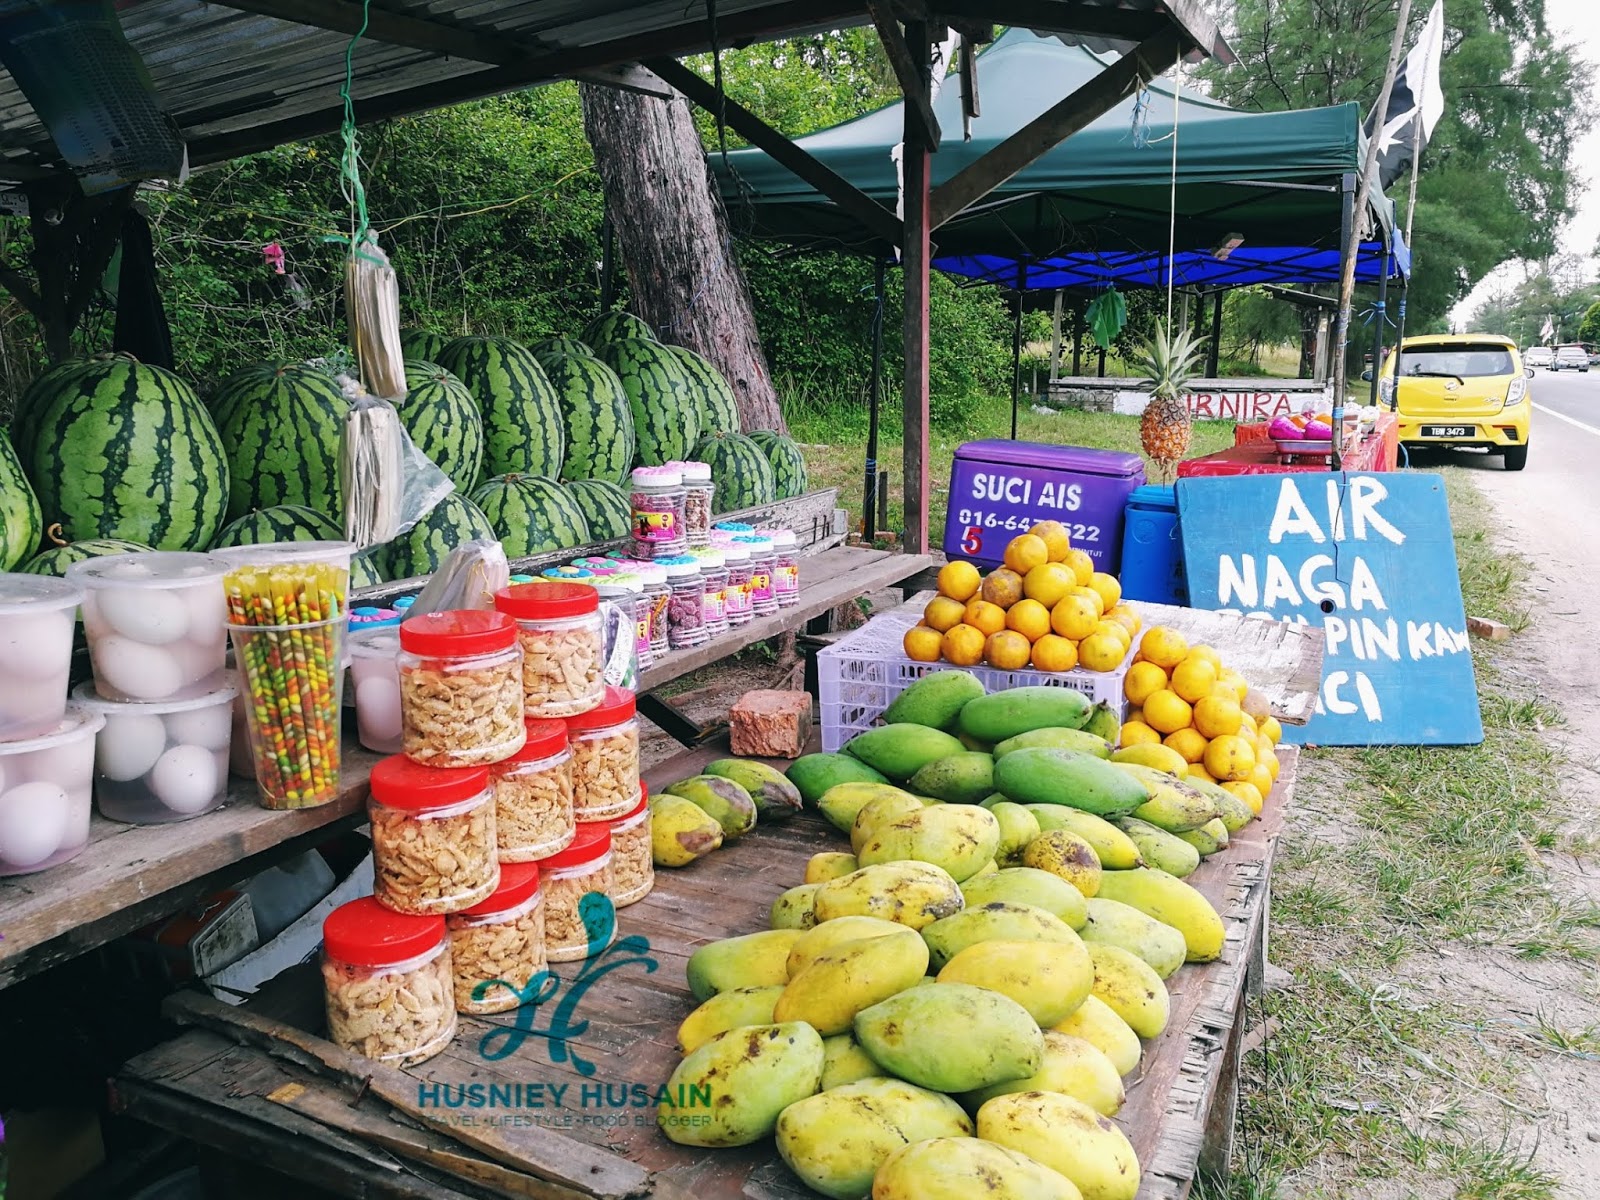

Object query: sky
[1451,0,1600,326]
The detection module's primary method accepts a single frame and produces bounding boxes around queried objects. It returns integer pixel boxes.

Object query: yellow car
[1378,333,1531,471]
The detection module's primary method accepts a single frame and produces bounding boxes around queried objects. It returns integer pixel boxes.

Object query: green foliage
[1469,263,1600,345]
[1577,301,1600,347]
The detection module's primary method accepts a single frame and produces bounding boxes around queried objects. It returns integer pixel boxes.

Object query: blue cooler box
[1119,484,1187,605]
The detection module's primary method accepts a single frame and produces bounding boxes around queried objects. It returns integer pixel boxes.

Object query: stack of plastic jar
[720,538,754,627]
[490,718,575,863]
[680,461,714,548]
[367,756,501,916]
[630,466,687,559]
[396,612,526,768]
[493,582,605,721]
[565,686,641,823]
[537,822,616,963]
[626,560,671,661]
[736,534,779,617]
[688,547,729,639]
[714,521,753,535]
[608,784,653,908]
[446,861,546,1015]
[595,575,652,670]
[660,556,707,650]
[765,528,801,609]
[322,898,456,1065]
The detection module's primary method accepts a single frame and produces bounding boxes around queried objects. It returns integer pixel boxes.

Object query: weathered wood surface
[117,741,1294,1200]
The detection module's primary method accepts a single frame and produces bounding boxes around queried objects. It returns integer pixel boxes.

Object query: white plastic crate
[819,606,1132,752]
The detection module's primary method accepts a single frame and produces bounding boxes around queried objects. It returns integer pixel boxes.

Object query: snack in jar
[565,685,640,821]
[0,707,105,876]
[596,576,652,671]
[608,784,653,907]
[735,534,778,616]
[368,755,501,915]
[447,862,547,1014]
[398,610,525,768]
[765,527,801,608]
[493,581,605,719]
[73,681,235,824]
[348,626,403,754]
[492,718,576,862]
[321,897,456,1066]
[660,556,707,650]
[0,573,84,740]
[687,547,729,638]
[538,822,616,963]
[629,465,688,559]
[680,460,714,548]
[719,537,754,626]
[628,560,671,659]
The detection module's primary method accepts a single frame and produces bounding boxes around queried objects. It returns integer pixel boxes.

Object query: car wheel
[1503,444,1528,472]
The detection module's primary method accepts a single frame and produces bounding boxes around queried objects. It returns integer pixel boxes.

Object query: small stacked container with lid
[322,897,456,1065]
[494,581,605,719]
[565,686,640,822]
[629,466,687,559]
[0,708,105,876]
[0,574,82,740]
[719,538,753,626]
[595,575,652,670]
[397,611,525,768]
[687,547,729,638]
[659,556,707,649]
[735,535,778,617]
[626,561,671,660]
[348,626,403,754]
[608,784,653,907]
[446,861,547,1015]
[680,461,714,548]
[368,756,500,915]
[765,528,801,608]
[490,718,575,863]
[73,682,236,824]
[537,821,616,962]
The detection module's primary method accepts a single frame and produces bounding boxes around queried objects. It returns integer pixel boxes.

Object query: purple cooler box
[943,440,1146,572]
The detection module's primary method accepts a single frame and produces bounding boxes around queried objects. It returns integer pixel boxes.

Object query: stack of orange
[1117,625,1282,813]
[903,521,1142,674]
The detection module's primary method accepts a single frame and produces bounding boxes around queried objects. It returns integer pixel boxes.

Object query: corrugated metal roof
[0,0,1230,180]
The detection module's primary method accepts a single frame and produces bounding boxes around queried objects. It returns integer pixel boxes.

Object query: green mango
[786,753,889,805]
[1115,817,1201,878]
[994,748,1149,818]
[686,929,805,1002]
[703,758,803,822]
[920,900,1079,972]
[882,669,986,730]
[658,1022,824,1147]
[844,724,967,781]
[853,981,1043,1093]
[993,727,1114,759]
[908,751,995,804]
[663,775,757,839]
[958,687,1094,743]
[817,782,921,834]
[1177,817,1231,856]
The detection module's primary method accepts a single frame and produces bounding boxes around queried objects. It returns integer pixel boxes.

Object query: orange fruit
[1186,644,1222,668]
[1094,619,1132,650]
[1224,780,1264,816]
[1003,534,1049,576]
[1203,734,1257,783]
[1188,761,1219,785]
[963,598,1008,637]
[1006,598,1052,643]
[1028,520,1072,562]
[1170,656,1219,704]
[1088,572,1122,613]
[1260,749,1281,782]
[1254,733,1275,763]
[981,568,1025,609]
[1105,605,1142,637]
[1219,668,1249,704]
[1050,593,1100,641]
[1063,548,1096,587]
[1249,762,1274,798]
[937,560,982,603]
[1139,626,1189,670]
[1237,712,1259,738]
[1078,631,1127,672]
[1022,562,1076,609]
[941,623,986,667]
[984,630,1032,670]
[1120,720,1162,747]
[903,624,943,662]
[1069,585,1106,619]
[1163,727,1209,764]
[1260,716,1283,746]
[1123,661,1168,706]
[1031,634,1079,672]
[923,595,967,633]
[1125,707,1144,726]
[1143,689,1193,735]
[1192,693,1243,739]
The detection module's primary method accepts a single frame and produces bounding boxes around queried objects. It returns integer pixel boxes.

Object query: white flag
[1365,0,1446,188]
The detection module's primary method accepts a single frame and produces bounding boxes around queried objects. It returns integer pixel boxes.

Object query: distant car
[1551,345,1589,372]
[1524,346,1554,368]
[1380,334,1531,471]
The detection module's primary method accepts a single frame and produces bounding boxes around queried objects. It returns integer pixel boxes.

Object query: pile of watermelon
[0,311,810,586]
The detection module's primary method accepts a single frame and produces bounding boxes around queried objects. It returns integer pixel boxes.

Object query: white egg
[96,587,191,646]
[0,781,68,868]
[0,611,73,680]
[97,713,169,781]
[356,676,403,745]
[164,702,233,751]
[150,744,220,815]
[100,559,154,581]
[93,637,185,700]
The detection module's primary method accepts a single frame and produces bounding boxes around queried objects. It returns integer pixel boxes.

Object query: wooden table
[115,741,1296,1200]
[1178,415,1399,477]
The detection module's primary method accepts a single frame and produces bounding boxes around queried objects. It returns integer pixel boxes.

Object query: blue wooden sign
[1176,472,1483,746]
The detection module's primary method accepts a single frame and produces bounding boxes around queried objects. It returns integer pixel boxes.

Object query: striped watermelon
[0,428,41,570]
[668,346,741,439]
[470,474,590,559]
[545,355,635,485]
[21,535,152,577]
[583,311,656,347]
[400,329,449,362]
[694,432,776,513]
[211,363,349,522]
[436,337,564,479]
[749,430,809,500]
[380,492,499,582]
[531,337,594,367]
[598,339,701,466]
[11,356,100,455]
[24,357,230,552]
[399,361,484,493]
[567,479,628,542]
[351,547,385,591]
[213,505,342,549]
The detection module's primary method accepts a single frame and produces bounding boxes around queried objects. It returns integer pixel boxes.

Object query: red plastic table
[1182,415,1398,477]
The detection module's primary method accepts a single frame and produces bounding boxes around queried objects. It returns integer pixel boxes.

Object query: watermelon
[351,547,386,591]
[400,329,449,362]
[11,356,99,455]
[668,346,741,439]
[694,432,776,513]
[530,337,594,366]
[597,339,701,466]
[583,310,656,346]
[0,428,41,570]
[21,535,152,577]
[210,362,350,523]
[24,357,230,552]
[380,492,498,582]
[567,479,629,542]
[213,505,342,549]
[469,474,590,560]
[436,336,564,479]
[399,361,485,493]
[545,355,635,485]
[748,430,809,500]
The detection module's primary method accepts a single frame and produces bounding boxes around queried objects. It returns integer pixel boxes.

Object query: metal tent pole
[1010,265,1024,439]
[865,257,886,540]
[1368,249,1391,406]
[1206,291,1223,377]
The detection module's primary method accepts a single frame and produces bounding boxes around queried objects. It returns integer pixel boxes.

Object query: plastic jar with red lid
[398,610,525,767]
[446,861,547,1014]
[565,686,640,821]
[493,582,605,719]
[321,897,456,1065]
[537,821,616,962]
[608,784,653,907]
[490,718,575,863]
[368,755,500,915]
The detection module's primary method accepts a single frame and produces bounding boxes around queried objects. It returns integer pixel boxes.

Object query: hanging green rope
[327,0,374,259]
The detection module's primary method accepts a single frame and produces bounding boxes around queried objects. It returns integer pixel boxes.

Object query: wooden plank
[209,0,546,65]
[929,28,1187,229]
[901,22,933,556]
[867,4,942,149]
[568,65,675,100]
[646,59,903,248]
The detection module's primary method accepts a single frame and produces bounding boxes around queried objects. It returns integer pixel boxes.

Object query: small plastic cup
[348,626,403,755]
[0,573,83,740]
[73,682,236,824]
[230,616,347,810]
[212,540,356,621]
[0,707,105,876]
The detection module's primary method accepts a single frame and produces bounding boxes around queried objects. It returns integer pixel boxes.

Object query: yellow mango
[960,866,1088,928]
[857,803,1001,882]
[812,862,965,930]
[770,883,821,929]
[872,1137,1084,1200]
[1021,829,1103,898]
[774,933,931,1036]
[991,801,1043,866]
[817,781,921,834]
[1079,898,1187,979]
[1093,867,1224,962]
[686,929,805,1002]
[676,985,784,1055]
[820,1034,883,1089]
[1087,943,1171,1039]
[1029,807,1143,870]
[920,900,1079,972]
[977,1091,1140,1200]
[853,981,1043,1093]
[963,1030,1126,1116]
[786,916,912,978]
[1053,995,1142,1076]
[850,790,929,853]
[658,1022,824,1147]
[804,851,860,884]
[937,936,1093,1027]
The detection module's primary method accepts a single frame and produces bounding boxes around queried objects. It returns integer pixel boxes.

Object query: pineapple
[1136,321,1208,484]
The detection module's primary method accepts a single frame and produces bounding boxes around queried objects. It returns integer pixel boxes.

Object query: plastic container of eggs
[68,552,230,703]
[0,573,83,741]
[348,626,403,755]
[73,682,236,824]
[0,707,105,876]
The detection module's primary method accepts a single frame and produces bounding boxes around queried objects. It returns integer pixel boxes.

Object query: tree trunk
[579,83,786,435]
